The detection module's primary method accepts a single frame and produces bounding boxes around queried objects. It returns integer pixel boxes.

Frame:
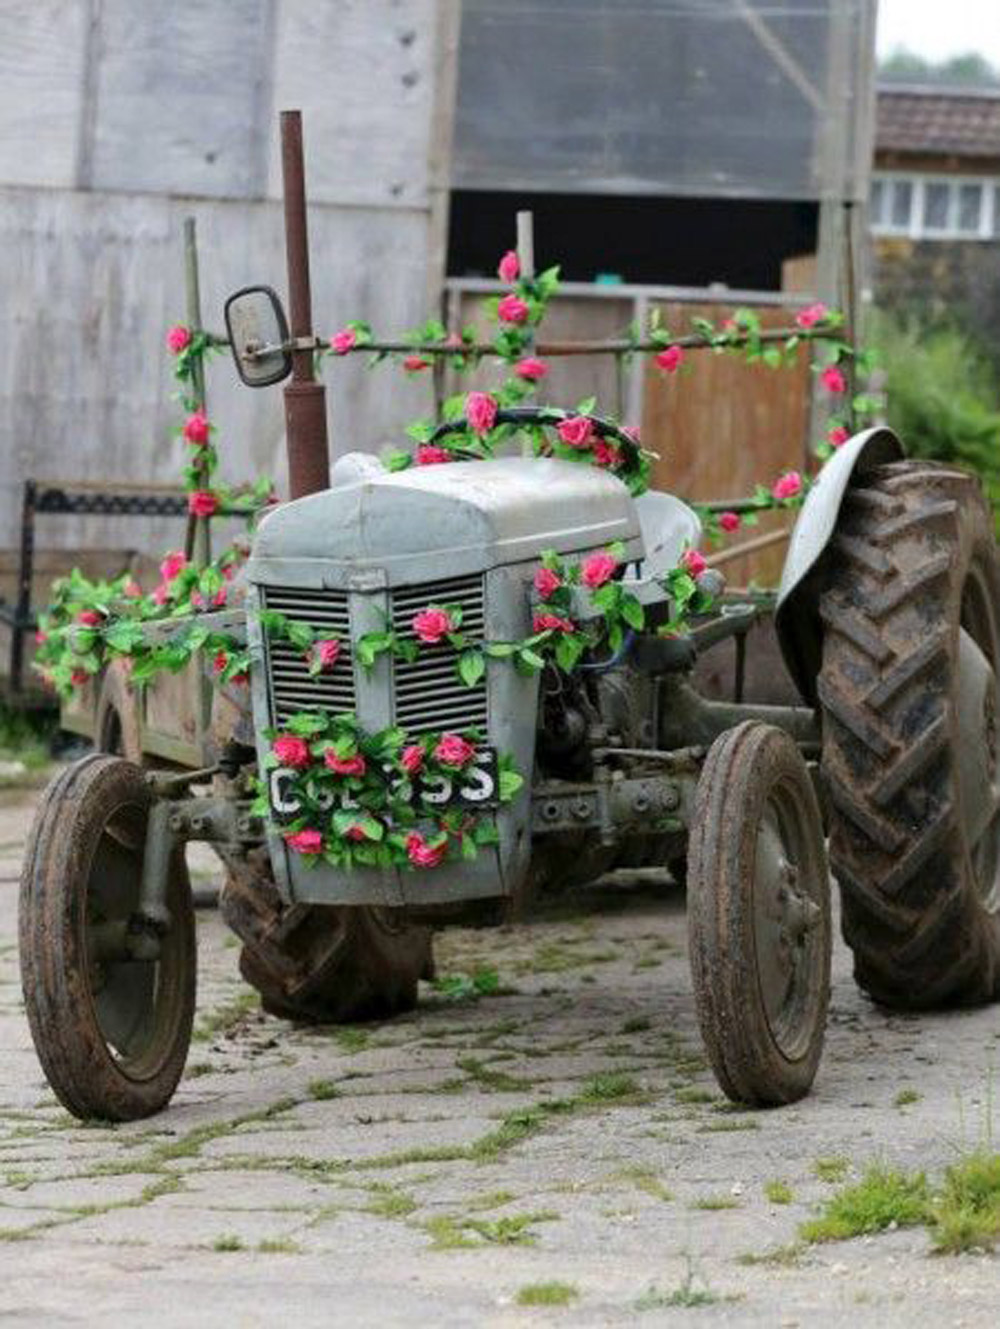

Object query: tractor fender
[774,426,905,705]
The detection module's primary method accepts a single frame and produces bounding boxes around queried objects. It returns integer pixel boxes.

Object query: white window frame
[871,170,999,241]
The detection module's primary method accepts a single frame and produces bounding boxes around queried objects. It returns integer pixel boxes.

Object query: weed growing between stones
[635,1257,726,1310]
[516,1281,578,1307]
[212,1234,245,1252]
[308,1079,341,1101]
[799,1166,929,1242]
[930,1151,1000,1254]
[813,1156,849,1184]
[764,1180,793,1205]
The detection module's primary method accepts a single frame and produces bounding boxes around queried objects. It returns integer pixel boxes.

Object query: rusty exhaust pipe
[280,110,330,499]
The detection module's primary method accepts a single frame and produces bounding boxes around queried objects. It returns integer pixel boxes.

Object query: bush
[870,313,1000,524]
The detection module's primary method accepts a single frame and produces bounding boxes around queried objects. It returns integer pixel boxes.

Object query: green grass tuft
[813,1156,849,1184]
[800,1166,929,1243]
[308,1079,340,1101]
[930,1151,1000,1254]
[894,1089,921,1108]
[516,1281,578,1307]
[212,1234,244,1252]
[578,1072,642,1103]
[764,1180,793,1205]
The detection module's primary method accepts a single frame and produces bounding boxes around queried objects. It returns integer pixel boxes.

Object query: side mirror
[224,286,292,387]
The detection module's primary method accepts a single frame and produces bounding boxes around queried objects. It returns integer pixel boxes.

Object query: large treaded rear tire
[818,461,1000,1008]
[220,853,434,1023]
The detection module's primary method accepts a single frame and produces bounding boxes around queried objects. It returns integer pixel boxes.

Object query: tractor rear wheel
[95,661,142,762]
[221,852,434,1023]
[818,461,1000,1008]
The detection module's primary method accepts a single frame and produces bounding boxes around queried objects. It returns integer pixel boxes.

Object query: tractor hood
[248,458,643,589]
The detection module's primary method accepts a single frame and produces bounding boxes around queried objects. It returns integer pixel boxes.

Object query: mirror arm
[243,335,321,362]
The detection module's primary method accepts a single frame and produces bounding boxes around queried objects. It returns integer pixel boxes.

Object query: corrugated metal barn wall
[0,0,459,553]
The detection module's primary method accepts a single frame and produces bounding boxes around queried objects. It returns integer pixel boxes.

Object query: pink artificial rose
[272,734,311,769]
[286,828,323,855]
[188,490,217,517]
[77,609,102,627]
[592,439,621,468]
[581,552,618,588]
[795,302,828,331]
[213,650,229,675]
[160,551,186,582]
[772,470,803,502]
[514,357,548,381]
[820,364,847,394]
[412,607,453,644]
[34,631,47,645]
[166,325,191,355]
[681,549,708,576]
[655,345,684,373]
[497,294,529,325]
[556,416,594,449]
[324,750,367,777]
[434,733,476,768]
[123,579,142,597]
[330,328,357,355]
[444,332,464,349]
[151,583,170,606]
[415,444,452,465]
[466,390,498,436]
[533,566,562,600]
[403,355,431,373]
[719,511,741,533]
[533,613,575,634]
[498,249,520,283]
[314,639,340,670]
[231,673,249,687]
[405,831,447,869]
[191,586,227,611]
[182,410,210,446]
[400,744,424,775]
[828,425,850,448]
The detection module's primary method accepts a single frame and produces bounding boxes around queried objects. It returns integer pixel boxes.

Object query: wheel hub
[752,803,824,1060]
[956,628,1000,909]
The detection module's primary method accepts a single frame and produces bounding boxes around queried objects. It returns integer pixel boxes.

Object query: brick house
[872,85,1000,337]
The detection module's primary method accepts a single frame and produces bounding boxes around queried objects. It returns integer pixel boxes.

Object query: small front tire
[19,756,195,1121]
[687,722,831,1106]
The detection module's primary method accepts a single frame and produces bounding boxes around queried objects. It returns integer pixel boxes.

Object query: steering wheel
[427,406,642,468]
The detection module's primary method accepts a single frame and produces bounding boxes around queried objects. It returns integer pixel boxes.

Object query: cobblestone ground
[1,780,999,1326]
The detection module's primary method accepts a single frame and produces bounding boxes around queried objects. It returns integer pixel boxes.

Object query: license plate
[269,748,499,825]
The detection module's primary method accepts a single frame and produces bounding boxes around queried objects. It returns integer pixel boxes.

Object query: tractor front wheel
[687,722,831,1105]
[19,756,195,1121]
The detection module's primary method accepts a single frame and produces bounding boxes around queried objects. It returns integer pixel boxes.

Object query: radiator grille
[262,586,355,725]
[391,574,488,734]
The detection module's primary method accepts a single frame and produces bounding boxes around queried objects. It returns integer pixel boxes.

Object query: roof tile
[877,88,1000,158]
